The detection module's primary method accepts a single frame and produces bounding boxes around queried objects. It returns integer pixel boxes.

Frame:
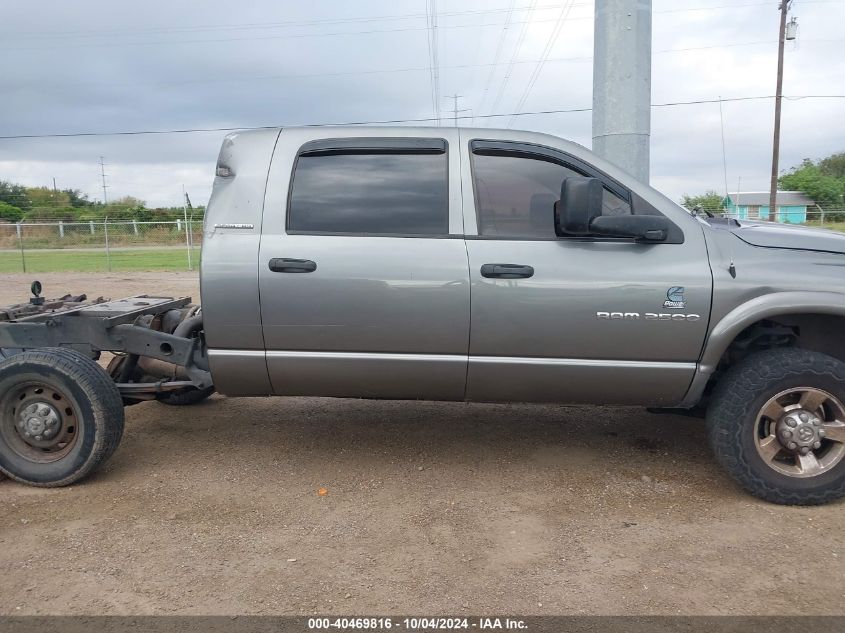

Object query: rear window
[288,150,449,235]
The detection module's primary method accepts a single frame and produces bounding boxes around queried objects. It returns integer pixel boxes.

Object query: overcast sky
[0,0,843,208]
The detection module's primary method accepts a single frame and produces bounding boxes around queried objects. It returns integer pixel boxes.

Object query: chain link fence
[2,207,844,274]
[719,208,845,232]
[0,219,202,273]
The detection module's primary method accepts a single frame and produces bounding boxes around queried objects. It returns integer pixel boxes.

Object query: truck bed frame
[0,292,212,400]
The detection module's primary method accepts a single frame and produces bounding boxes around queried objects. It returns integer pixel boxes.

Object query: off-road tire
[158,386,215,406]
[0,347,124,487]
[707,347,845,505]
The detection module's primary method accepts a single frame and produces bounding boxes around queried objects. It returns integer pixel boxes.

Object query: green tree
[779,159,844,209]
[819,152,845,180]
[0,200,24,222]
[0,180,30,211]
[22,206,79,222]
[681,190,726,212]
[25,187,75,220]
[62,188,91,208]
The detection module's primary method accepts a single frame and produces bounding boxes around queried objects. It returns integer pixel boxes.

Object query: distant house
[724,191,815,223]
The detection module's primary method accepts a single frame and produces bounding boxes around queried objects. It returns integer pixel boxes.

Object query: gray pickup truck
[2,126,845,505]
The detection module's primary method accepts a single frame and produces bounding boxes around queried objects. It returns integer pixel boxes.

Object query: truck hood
[708,218,845,256]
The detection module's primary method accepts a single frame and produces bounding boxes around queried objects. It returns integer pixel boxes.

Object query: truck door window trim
[471,140,630,201]
[298,137,447,155]
[286,137,453,238]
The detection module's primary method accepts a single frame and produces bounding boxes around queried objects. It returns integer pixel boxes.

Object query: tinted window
[289,151,448,235]
[472,152,631,238]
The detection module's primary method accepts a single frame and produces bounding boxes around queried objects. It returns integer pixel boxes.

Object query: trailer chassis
[0,294,212,400]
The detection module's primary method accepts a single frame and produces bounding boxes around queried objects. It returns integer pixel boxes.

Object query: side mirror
[555,176,670,242]
[554,177,603,236]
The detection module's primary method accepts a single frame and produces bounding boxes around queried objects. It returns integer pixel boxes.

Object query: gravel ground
[0,272,843,616]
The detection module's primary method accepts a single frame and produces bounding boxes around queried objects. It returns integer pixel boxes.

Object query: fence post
[17,224,26,273]
[90,220,95,235]
[59,221,64,239]
[176,218,182,232]
[132,219,139,235]
[104,219,112,272]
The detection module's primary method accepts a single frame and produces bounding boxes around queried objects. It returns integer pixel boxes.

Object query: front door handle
[269,258,317,273]
[480,263,534,279]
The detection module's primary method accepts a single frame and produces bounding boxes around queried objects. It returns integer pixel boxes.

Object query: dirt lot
[1,272,843,616]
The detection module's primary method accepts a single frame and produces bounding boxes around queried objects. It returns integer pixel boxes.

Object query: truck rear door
[258,129,469,400]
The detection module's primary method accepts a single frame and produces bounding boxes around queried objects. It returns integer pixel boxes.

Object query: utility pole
[592,0,652,183]
[769,0,792,222]
[99,156,109,205]
[443,94,471,127]
[182,185,193,271]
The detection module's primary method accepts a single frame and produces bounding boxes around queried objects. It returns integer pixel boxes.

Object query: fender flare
[700,291,845,372]
[680,291,845,408]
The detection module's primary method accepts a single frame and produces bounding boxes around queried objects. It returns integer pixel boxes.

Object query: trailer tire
[0,347,124,487]
[158,385,215,406]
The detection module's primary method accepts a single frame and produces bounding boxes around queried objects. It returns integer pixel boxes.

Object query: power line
[489,0,539,116]
[0,4,576,41]
[37,38,841,93]
[423,0,437,122]
[4,0,840,42]
[477,0,518,119]
[427,0,442,126]
[1,95,843,140]
[3,14,843,53]
[506,0,577,127]
[0,14,574,53]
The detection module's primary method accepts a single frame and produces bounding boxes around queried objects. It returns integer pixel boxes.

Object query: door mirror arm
[589,215,670,242]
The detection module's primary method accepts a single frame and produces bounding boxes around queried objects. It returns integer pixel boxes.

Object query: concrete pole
[592,0,652,183]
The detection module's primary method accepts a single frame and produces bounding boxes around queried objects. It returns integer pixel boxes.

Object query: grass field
[0,248,201,273]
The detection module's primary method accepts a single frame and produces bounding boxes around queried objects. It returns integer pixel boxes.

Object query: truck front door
[258,130,470,400]
[460,137,712,406]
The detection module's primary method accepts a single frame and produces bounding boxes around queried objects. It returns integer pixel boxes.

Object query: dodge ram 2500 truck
[2,126,845,505]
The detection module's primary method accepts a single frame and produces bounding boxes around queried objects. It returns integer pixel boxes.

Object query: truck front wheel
[0,348,124,487]
[707,348,845,505]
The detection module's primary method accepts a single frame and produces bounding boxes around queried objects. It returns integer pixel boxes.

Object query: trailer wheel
[0,348,124,487]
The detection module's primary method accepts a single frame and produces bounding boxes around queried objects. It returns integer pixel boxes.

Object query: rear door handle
[480,263,534,279]
[268,258,317,273]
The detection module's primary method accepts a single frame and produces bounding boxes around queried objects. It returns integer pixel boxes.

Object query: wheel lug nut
[819,429,826,438]
[800,446,810,455]
[813,441,822,449]
[787,419,798,428]
[813,419,822,426]
[781,430,793,439]
[800,413,809,422]
[788,441,798,450]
